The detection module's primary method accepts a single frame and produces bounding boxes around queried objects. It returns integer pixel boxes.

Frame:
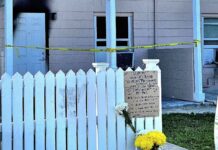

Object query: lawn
[163,113,215,150]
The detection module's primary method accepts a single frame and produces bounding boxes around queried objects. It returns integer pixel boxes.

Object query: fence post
[92,63,109,73]
[143,59,162,131]
[143,59,160,71]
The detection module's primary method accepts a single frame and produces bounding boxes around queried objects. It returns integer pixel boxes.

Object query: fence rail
[1,64,162,150]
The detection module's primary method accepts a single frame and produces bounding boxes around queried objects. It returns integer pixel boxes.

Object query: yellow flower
[135,131,167,150]
[135,135,153,150]
[146,131,167,146]
[135,135,143,147]
[140,138,153,150]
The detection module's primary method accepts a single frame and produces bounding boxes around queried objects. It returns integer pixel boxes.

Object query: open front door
[14,13,47,75]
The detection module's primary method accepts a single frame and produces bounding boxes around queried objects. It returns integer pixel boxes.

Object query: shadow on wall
[148,48,195,101]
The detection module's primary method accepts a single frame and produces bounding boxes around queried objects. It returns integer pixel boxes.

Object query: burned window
[95,15,133,68]
[116,17,128,39]
[97,17,106,39]
[95,16,131,47]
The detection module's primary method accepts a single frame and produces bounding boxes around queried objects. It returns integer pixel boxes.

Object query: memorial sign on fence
[124,71,160,118]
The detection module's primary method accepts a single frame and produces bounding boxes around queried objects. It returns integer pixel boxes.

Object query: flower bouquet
[135,131,166,150]
[115,103,166,150]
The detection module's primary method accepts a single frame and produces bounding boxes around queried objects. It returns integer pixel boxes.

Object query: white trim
[203,17,218,49]
[106,0,116,69]
[204,38,218,40]
[94,12,133,17]
[94,16,97,49]
[4,0,13,75]
[128,16,134,66]
[193,0,205,102]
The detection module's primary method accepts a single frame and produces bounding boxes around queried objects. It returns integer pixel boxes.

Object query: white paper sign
[124,71,160,117]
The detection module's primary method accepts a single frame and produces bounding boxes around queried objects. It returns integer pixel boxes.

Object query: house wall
[0,7,4,75]
[149,48,194,101]
[1,1,218,73]
[49,0,156,72]
[0,0,197,74]
[150,1,194,100]
[201,0,218,14]
[48,0,94,72]
[1,1,218,101]
[149,0,218,100]
[155,0,193,47]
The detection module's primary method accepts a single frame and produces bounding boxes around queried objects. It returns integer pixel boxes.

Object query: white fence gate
[1,60,162,150]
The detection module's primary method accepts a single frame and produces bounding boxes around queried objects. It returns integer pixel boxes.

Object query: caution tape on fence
[5,40,201,53]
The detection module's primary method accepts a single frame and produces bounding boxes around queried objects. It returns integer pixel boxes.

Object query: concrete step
[163,143,187,150]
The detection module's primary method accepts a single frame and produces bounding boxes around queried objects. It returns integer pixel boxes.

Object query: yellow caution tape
[5,40,201,53]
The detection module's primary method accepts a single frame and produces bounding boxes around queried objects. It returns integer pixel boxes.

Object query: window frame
[94,13,134,67]
[94,14,133,50]
[203,17,218,48]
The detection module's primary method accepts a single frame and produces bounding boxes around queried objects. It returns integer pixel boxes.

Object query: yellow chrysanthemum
[135,135,153,150]
[146,131,167,146]
[135,135,144,147]
[140,138,153,150]
[135,131,167,150]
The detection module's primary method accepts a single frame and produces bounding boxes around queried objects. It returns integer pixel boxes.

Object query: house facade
[0,0,218,101]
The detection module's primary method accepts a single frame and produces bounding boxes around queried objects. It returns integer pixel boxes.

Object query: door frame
[13,12,47,74]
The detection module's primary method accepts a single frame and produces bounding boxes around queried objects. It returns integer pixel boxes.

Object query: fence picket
[1,74,12,150]
[107,68,117,150]
[87,69,97,150]
[77,70,87,150]
[12,73,23,150]
[35,72,45,150]
[45,71,56,150]
[116,68,126,150]
[24,73,34,150]
[66,70,77,150]
[56,71,66,150]
[125,68,136,150]
[97,70,107,150]
[1,64,162,150]
[154,69,162,131]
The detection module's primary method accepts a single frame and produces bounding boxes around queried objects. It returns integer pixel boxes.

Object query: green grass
[163,113,215,150]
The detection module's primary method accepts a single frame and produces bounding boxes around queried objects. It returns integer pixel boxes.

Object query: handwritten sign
[124,71,159,117]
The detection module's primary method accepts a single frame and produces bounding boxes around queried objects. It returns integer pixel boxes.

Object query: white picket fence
[1,65,162,150]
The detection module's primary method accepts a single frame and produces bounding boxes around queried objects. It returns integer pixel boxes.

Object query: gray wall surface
[149,48,194,101]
